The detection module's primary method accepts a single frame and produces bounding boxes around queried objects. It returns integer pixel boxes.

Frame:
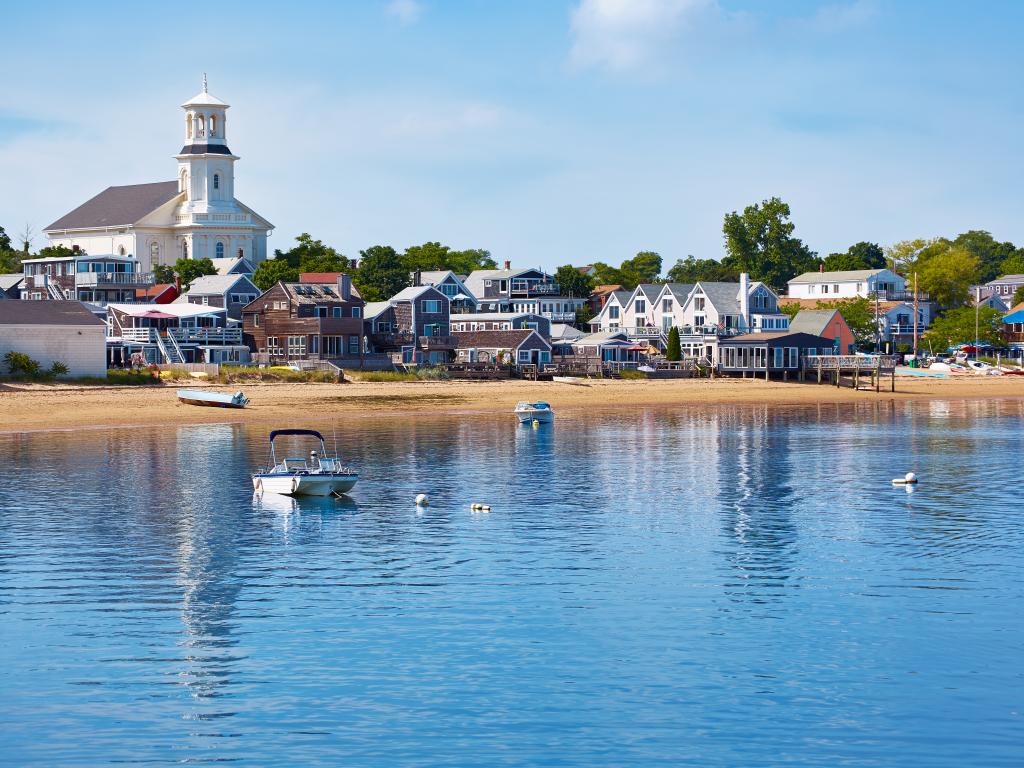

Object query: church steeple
[176,77,238,212]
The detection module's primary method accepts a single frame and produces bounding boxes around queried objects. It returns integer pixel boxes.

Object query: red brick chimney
[503,259,511,270]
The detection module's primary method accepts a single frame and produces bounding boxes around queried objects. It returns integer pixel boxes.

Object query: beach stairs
[156,333,185,365]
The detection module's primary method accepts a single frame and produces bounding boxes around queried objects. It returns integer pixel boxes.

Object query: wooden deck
[803,355,902,391]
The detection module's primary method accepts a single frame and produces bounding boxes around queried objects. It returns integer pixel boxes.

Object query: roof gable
[45,182,182,231]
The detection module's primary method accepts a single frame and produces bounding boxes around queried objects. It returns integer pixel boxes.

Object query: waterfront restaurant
[717,331,832,379]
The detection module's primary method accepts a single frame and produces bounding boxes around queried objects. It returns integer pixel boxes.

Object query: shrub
[4,351,41,377]
[349,370,420,382]
[618,369,648,379]
[665,327,682,361]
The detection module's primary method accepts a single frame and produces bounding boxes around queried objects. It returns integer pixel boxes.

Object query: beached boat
[177,389,249,408]
[514,401,554,425]
[252,429,358,497]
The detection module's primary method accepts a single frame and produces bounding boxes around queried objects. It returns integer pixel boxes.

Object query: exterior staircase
[155,333,184,364]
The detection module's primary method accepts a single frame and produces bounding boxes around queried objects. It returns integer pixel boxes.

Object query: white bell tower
[176,75,238,215]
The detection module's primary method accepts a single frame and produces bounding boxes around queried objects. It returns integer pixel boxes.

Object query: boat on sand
[177,389,249,408]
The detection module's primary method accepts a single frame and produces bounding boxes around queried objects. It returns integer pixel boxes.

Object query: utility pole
[912,272,919,360]
[874,290,880,352]
[975,285,980,358]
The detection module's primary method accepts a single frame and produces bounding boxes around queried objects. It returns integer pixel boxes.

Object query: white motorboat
[177,389,249,408]
[514,401,554,425]
[252,429,358,497]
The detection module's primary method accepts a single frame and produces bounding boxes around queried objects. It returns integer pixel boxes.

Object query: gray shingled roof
[282,280,363,304]
[180,274,257,296]
[463,269,514,300]
[662,283,695,302]
[694,282,743,314]
[389,285,441,304]
[453,329,548,350]
[0,274,24,291]
[0,300,104,325]
[45,181,182,231]
[635,284,663,302]
[788,309,841,336]
[363,301,391,319]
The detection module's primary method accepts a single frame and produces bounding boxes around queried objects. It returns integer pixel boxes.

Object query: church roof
[45,181,181,232]
[182,91,228,108]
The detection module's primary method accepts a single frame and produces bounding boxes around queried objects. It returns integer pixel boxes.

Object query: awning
[137,310,177,319]
[1004,309,1024,324]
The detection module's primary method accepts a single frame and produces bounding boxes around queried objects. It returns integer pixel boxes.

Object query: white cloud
[385,0,423,26]
[569,0,714,74]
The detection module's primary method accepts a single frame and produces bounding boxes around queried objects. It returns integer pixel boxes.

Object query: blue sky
[3,0,1023,270]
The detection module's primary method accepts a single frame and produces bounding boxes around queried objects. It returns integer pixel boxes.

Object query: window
[182,241,188,259]
[287,335,307,357]
[694,315,705,327]
[694,297,705,311]
[348,335,360,355]
[267,336,282,356]
[833,284,840,293]
[352,307,361,318]
[518,349,531,363]
[499,280,508,292]
[197,115,205,137]
[216,241,224,259]
[315,307,328,317]
[822,284,829,294]
[608,305,620,320]
[439,283,458,296]
[230,293,255,305]
[421,299,442,313]
[774,347,784,368]
[323,336,342,356]
[186,113,193,140]
[808,284,817,295]
[332,307,342,318]
[787,347,798,367]
[635,299,646,315]
[310,335,319,354]
[662,299,672,312]
[150,242,160,265]
[213,174,220,191]
[210,115,217,136]
[253,314,260,328]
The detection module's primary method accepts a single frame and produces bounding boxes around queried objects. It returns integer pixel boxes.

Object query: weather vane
[203,73,208,93]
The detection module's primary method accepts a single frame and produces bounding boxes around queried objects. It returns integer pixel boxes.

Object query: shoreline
[1,375,1021,434]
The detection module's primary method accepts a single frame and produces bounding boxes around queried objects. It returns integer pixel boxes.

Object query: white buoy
[891,472,918,485]
[470,503,491,512]
[416,493,429,506]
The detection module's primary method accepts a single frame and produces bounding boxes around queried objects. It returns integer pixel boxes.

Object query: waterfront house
[717,331,831,379]
[176,273,260,320]
[453,329,552,366]
[970,288,1010,312]
[366,285,455,365]
[106,302,249,366]
[450,312,551,338]
[568,330,644,369]
[779,297,932,349]
[20,251,154,305]
[589,289,633,332]
[464,263,586,321]
[0,301,107,377]
[980,274,1024,303]
[788,309,855,354]
[787,268,909,300]
[241,274,365,365]
[587,283,625,316]
[1003,303,1024,348]
[413,270,477,313]
[0,274,23,299]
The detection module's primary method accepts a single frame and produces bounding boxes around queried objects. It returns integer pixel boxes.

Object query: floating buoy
[416,493,429,506]
[891,472,918,485]
[471,503,491,512]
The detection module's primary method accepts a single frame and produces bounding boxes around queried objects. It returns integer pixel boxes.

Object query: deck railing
[804,354,901,370]
[169,327,243,345]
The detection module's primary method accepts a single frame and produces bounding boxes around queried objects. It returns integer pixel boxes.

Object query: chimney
[72,244,80,253]
[175,274,182,294]
[503,259,511,270]
[414,270,422,287]
[338,273,352,301]
[819,263,824,273]
[739,272,750,331]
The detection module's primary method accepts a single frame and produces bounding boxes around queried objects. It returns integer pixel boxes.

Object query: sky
[2,0,1023,271]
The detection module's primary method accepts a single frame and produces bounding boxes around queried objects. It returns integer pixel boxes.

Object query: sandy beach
[0,374,1021,433]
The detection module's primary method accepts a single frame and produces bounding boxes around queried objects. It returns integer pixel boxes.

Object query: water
[1,400,1022,766]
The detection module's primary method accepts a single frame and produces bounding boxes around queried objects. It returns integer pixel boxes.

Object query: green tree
[621,251,663,284]
[0,224,20,274]
[952,230,1021,283]
[402,242,451,272]
[35,244,77,260]
[274,233,345,269]
[0,225,11,252]
[355,245,409,302]
[666,256,738,283]
[924,306,1004,348]
[1000,251,1024,276]
[446,248,496,274]
[591,261,628,288]
[153,264,175,284]
[665,326,682,361]
[252,258,300,291]
[823,241,886,272]
[1012,285,1024,307]
[722,197,819,289]
[175,257,217,287]
[917,245,981,307]
[554,265,595,298]
[812,297,877,348]
[885,238,935,275]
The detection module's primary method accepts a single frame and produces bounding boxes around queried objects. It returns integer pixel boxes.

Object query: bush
[618,369,648,379]
[665,327,682,361]
[2,351,70,381]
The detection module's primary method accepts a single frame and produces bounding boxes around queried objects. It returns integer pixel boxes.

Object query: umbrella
[137,310,177,319]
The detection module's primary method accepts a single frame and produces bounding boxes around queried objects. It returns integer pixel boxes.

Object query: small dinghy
[177,389,249,408]
[252,429,358,497]
[514,401,554,425]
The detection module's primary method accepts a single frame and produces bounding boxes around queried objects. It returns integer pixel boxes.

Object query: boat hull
[178,396,247,408]
[253,473,359,496]
[515,410,554,424]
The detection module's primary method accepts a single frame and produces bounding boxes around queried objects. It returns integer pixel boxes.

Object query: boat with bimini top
[252,429,358,496]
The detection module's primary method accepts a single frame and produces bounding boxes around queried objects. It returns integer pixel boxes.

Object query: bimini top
[269,429,325,442]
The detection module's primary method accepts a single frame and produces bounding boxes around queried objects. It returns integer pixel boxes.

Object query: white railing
[624,326,665,338]
[169,327,243,345]
[174,213,250,225]
[117,327,157,343]
[167,331,186,361]
[542,311,578,322]
[78,272,155,286]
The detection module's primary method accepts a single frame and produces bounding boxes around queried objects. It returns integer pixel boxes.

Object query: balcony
[510,281,560,298]
[542,311,578,323]
[78,272,156,287]
[872,290,930,302]
[624,326,666,339]
[169,327,243,345]
[418,335,457,350]
[371,331,415,349]
[888,324,928,335]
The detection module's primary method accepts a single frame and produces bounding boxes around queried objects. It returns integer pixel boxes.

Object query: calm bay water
[1,400,1022,766]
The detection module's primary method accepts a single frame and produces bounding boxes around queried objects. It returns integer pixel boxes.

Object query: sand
[0,374,1021,433]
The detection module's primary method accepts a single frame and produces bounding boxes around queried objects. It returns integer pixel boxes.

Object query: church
[44,79,273,272]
